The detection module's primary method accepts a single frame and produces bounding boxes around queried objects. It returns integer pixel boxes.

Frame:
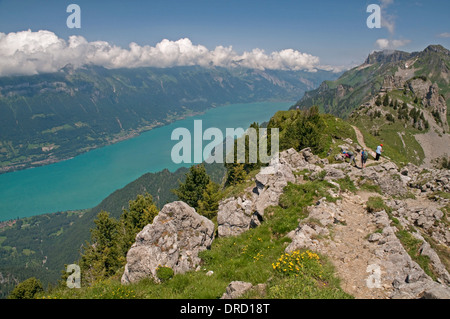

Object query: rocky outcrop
[220,281,267,299]
[351,161,410,197]
[269,147,450,299]
[407,78,448,132]
[286,198,346,253]
[426,83,448,131]
[386,199,450,246]
[121,201,215,284]
[365,50,416,65]
[382,75,405,91]
[401,163,450,194]
[217,197,256,237]
[217,148,322,237]
[368,209,450,299]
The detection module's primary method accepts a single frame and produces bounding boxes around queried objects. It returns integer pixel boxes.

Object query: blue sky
[0,0,449,70]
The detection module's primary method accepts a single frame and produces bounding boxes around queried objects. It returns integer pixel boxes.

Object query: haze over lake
[0,101,292,221]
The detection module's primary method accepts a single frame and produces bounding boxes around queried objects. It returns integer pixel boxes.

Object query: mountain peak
[364,50,414,65]
[424,44,450,56]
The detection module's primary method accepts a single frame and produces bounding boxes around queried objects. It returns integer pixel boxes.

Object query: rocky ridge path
[312,191,392,299]
[217,124,450,298]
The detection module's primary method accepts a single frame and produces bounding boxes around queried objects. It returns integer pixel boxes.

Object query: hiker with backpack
[361,149,368,168]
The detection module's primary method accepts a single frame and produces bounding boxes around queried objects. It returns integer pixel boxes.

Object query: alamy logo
[66,264,81,288]
[171,120,279,165]
[66,4,81,29]
[366,4,381,29]
[366,264,382,288]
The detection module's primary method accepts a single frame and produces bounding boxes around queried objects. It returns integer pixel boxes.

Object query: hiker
[375,144,383,161]
[361,148,368,168]
[343,151,357,167]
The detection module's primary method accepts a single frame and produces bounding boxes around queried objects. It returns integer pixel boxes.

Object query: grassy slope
[351,117,425,166]
[33,111,359,299]
[39,180,352,299]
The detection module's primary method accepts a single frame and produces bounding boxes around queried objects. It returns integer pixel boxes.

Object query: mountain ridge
[292,44,450,121]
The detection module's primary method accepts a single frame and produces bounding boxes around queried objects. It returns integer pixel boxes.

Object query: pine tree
[296,106,325,153]
[119,193,159,255]
[225,162,247,186]
[80,211,123,284]
[383,94,390,107]
[173,164,211,209]
[375,96,382,106]
[244,122,263,173]
[197,181,222,220]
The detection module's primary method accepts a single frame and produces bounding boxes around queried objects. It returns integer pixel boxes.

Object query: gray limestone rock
[121,201,215,284]
[221,281,254,299]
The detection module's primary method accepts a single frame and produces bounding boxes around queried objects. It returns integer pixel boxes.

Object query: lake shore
[0,109,207,175]
[0,101,294,221]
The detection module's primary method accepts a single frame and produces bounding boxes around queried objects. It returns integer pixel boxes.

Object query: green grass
[336,176,357,193]
[41,124,74,134]
[38,180,351,300]
[366,196,387,213]
[265,250,351,299]
[357,179,382,194]
[352,110,425,166]
[422,232,450,275]
[395,230,437,281]
[220,168,260,199]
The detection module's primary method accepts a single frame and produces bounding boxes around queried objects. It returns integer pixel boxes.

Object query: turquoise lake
[0,101,293,221]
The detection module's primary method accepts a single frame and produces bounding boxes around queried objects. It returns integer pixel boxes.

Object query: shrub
[336,176,357,192]
[156,266,174,283]
[366,196,386,213]
[8,277,43,299]
[385,113,395,123]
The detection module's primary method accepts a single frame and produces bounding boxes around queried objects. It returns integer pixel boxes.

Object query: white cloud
[380,0,396,34]
[375,38,411,50]
[0,30,339,77]
[437,32,450,38]
[380,0,394,7]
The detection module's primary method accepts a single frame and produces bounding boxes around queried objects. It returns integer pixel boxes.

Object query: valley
[0,66,338,173]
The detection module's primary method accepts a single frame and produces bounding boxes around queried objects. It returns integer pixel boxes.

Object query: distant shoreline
[0,100,294,222]
[0,109,208,175]
[0,99,293,175]
[0,99,292,175]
